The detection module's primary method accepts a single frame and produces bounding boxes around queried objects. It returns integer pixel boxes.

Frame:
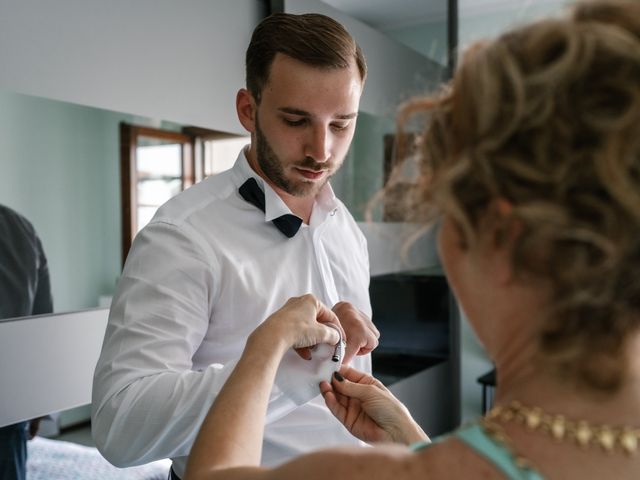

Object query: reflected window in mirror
[120,123,250,265]
[183,127,250,178]
[135,134,188,229]
[202,136,250,176]
[120,123,195,263]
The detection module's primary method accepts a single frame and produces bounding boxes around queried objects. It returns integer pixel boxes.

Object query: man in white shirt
[92,13,378,480]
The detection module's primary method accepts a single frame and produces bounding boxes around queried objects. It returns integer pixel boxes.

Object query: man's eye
[331,123,349,131]
[283,118,306,127]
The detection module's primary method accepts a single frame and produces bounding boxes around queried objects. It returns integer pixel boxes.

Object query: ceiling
[321,0,567,31]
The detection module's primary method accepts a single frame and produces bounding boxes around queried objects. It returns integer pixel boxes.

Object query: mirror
[295,0,451,221]
[323,0,450,65]
[0,89,250,318]
[0,4,460,322]
[0,0,573,467]
[0,1,453,321]
[0,90,127,316]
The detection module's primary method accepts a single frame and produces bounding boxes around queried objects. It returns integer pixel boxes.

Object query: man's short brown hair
[246,13,367,103]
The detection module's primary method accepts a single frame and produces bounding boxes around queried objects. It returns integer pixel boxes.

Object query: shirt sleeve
[91,220,230,467]
[91,212,369,467]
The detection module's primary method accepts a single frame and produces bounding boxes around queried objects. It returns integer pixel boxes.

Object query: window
[120,123,249,265]
[183,126,249,178]
[120,124,194,263]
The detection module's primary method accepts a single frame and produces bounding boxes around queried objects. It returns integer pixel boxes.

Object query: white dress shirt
[91,149,371,477]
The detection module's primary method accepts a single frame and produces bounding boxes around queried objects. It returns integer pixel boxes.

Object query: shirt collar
[231,147,339,222]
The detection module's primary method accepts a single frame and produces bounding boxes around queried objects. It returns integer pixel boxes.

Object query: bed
[27,436,171,480]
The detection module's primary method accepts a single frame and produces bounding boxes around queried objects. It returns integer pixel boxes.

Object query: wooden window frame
[120,123,195,265]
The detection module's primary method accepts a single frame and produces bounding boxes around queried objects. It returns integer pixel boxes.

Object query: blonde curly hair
[394,0,640,392]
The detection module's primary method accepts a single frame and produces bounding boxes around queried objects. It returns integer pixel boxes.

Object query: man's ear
[236,89,256,133]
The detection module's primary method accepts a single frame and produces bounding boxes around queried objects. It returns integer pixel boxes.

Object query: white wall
[0,309,109,427]
[0,0,266,135]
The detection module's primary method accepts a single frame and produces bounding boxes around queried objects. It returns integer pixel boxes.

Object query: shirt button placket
[310,223,339,308]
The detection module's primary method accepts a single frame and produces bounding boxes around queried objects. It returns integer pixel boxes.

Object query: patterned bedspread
[27,436,171,480]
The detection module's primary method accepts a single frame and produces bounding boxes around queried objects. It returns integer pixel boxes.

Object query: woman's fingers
[322,371,379,415]
[338,365,386,390]
[331,373,380,403]
[320,380,347,422]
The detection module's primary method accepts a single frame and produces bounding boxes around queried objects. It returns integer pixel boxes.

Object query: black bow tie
[239,178,303,238]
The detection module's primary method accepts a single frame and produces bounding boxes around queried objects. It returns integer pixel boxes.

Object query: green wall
[0,91,129,314]
[387,22,448,66]
[351,112,395,221]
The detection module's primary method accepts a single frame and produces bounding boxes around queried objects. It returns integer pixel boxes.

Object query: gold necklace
[485,401,640,456]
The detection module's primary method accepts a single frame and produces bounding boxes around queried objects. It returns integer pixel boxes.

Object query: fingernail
[334,371,344,382]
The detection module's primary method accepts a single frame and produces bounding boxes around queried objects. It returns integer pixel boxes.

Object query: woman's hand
[186,295,344,478]
[320,366,428,445]
[252,294,342,359]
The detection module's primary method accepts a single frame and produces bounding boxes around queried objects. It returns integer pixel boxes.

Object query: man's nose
[304,126,331,163]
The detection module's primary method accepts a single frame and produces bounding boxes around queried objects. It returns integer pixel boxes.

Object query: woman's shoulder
[265,438,504,480]
[423,423,550,479]
[413,435,512,479]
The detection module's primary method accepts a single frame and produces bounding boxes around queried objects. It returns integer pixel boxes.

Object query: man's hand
[256,294,342,360]
[332,301,379,365]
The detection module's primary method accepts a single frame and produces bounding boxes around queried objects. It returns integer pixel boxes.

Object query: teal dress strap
[410,423,545,480]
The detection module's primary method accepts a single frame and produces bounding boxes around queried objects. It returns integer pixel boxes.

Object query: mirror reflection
[0,0,449,320]
[0,4,456,478]
[1,0,575,477]
[0,90,250,317]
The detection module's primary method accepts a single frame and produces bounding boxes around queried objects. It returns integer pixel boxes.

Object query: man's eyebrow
[335,112,358,120]
[277,107,358,120]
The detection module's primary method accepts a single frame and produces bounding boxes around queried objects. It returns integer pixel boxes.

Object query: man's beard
[255,117,336,197]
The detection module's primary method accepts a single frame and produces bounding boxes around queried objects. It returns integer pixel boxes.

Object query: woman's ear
[490,198,522,285]
[491,198,517,246]
[236,89,256,133]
